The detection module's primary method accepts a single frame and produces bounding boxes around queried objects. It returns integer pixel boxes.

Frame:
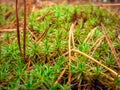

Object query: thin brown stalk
[23,0,27,61]
[101,23,120,69]
[71,49,120,77]
[16,0,22,55]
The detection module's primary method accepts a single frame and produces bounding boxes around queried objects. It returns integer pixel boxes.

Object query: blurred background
[0,0,120,11]
[0,0,120,4]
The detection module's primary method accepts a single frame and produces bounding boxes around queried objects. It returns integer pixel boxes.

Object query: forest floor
[0,1,120,90]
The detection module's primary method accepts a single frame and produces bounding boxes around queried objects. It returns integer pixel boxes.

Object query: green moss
[0,4,120,89]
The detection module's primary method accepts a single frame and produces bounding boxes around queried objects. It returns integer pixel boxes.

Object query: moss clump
[0,4,120,89]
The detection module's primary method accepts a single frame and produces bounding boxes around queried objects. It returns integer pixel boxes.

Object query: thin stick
[101,23,120,69]
[23,0,27,61]
[16,0,22,55]
[71,49,119,77]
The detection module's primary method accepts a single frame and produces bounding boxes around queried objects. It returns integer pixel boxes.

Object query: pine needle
[101,23,120,69]
[71,49,120,77]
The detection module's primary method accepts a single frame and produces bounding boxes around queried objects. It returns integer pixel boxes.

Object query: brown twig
[16,0,22,55]
[101,23,120,69]
[23,0,27,61]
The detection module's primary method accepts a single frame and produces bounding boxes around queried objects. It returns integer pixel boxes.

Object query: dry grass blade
[36,24,52,43]
[101,23,120,69]
[16,0,22,55]
[37,11,54,22]
[84,27,98,43]
[54,65,68,86]
[68,21,77,85]
[23,0,27,61]
[71,49,120,77]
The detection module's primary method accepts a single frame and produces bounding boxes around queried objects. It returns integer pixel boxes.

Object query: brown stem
[23,0,27,61]
[16,0,22,55]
